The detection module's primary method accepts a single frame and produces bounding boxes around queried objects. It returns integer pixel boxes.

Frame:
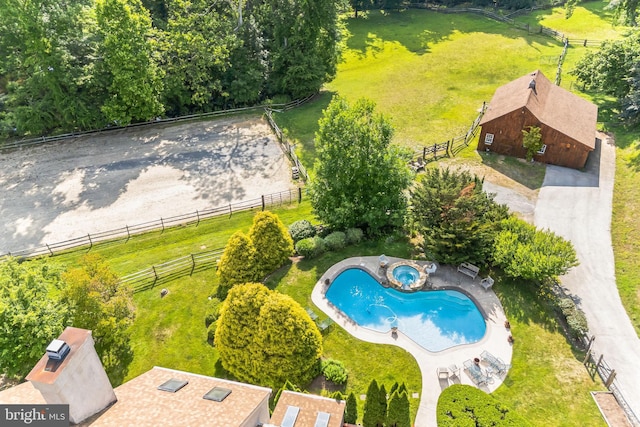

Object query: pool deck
[311,256,513,427]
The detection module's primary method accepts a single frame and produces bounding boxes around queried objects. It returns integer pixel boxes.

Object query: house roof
[1,367,272,427]
[479,70,598,150]
[270,390,345,427]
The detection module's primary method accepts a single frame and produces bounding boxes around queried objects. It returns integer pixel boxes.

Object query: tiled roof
[270,390,345,427]
[479,70,598,150]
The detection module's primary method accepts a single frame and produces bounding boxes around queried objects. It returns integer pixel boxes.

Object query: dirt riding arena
[0,115,295,254]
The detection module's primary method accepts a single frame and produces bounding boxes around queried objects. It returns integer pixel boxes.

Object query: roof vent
[528,79,537,94]
[46,339,71,361]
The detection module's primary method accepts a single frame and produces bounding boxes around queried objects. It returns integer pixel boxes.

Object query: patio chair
[480,276,494,291]
[437,367,449,380]
[318,318,334,332]
[463,359,488,386]
[480,350,509,375]
[305,307,319,321]
[448,364,460,378]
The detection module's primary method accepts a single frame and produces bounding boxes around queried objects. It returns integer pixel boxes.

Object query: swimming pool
[325,268,486,352]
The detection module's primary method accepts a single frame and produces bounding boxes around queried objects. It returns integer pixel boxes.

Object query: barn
[477,70,598,169]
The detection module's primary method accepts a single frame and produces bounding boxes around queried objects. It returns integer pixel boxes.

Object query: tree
[344,391,359,424]
[215,283,322,388]
[409,168,509,266]
[522,126,543,161]
[60,254,135,384]
[386,390,410,427]
[310,97,412,234]
[0,259,70,379]
[217,231,259,298]
[613,0,640,25]
[363,379,381,427]
[248,211,294,278]
[95,0,164,125]
[493,217,579,283]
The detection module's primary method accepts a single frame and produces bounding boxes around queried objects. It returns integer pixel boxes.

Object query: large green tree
[215,283,322,388]
[95,0,164,125]
[310,97,412,234]
[248,211,294,278]
[0,259,70,379]
[363,379,386,427]
[60,254,135,384]
[409,168,509,266]
[493,217,579,283]
[386,390,411,427]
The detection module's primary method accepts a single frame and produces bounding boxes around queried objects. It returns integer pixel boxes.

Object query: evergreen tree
[217,231,259,298]
[248,211,294,278]
[363,379,381,427]
[386,390,411,427]
[378,384,388,424]
[344,391,358,424]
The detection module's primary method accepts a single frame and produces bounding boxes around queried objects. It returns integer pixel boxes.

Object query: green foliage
[215,283,322,388]
[323,231,347,251]
[249,211,294,278]
[386,390,411,427]
[295,236,326,258]
[204,297,223,327]
[95,0,164,125]
[310,96,412,234]
[345,227,364,244]
[207,321,217,343]
[217,231,258,298]
[345,391,359,424]
[61,254,135,384]
[321,358,348,384]
[272,379,301,410]
[522,126,543,161]
[557,298,589,339]
[437,384,531,426]
[409,168,509,266]
[0,258,70,379]
[289,219,317,243]
[363,379,384,427]
[378,384,388,422]
[493,217,579,283]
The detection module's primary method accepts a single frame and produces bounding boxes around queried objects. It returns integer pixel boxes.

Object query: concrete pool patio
[311,256,513,426]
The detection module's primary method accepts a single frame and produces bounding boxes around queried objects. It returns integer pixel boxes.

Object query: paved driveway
[534,134,640,421]
[0,116,294,254]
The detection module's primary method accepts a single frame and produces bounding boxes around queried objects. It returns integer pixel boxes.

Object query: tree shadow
[480,152,546,190]
[494,275,558,333]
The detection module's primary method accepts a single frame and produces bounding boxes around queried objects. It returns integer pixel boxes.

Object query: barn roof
[479,70,598,150]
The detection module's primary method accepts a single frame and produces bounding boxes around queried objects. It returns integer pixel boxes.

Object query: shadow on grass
[480,152,546,190]
[495,276,558,332]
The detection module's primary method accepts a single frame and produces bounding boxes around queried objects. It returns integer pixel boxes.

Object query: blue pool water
[325,268,486,352]
[392,265,420,286]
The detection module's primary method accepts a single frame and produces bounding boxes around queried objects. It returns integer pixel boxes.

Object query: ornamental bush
[205,297,223,327]
[217,231,258,298]
[295,236,326,258]
[324,231,347,251]
[207,321,218,343]
[346,227,364,244]
[249,211,294,278]
[289,220,316,243]
[321,359,348,384]
[557,298,588,338]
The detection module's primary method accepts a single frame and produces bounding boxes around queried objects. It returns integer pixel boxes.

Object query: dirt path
[0,116,294,254]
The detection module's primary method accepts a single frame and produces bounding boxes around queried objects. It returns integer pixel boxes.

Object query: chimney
[26,327,117,424]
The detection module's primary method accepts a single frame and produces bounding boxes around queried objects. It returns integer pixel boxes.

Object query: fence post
[583,39,587,47]
[596,354,604,371]
[423,146,427,160]
[196,210,200,226]
[262,195,265,211]
[126,225,131,242]
[229,203,232,218]
[583,336,595,365]
[298,187,302,203]
[433,144,437,159]
[605,370,616,388]
[87,234,93,250]
[46,244,54,256]
[161,217,165,233]
[152,266,158,285]
[190,254,196,276]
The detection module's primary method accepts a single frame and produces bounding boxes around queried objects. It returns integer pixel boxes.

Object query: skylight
[203,387,232,402]
[281,406,300,427]
[314,412,331,427]
[157,379,189,393]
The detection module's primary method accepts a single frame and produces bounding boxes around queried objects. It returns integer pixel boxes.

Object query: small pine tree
[249,211,294,278]
[386,390,411,427]
[344,391,358,424]
[378,384,388,425]
[363,379,380,427]
[389,381,399,395]
[522,125,543,161]
[217,231,258,298]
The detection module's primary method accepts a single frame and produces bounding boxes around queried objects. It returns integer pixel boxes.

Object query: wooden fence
[0,188,303,260]
[264,108,309,181]
[121,248,224,293]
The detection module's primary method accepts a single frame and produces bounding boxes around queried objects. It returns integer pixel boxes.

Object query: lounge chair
[463,359,489,386]
[437,367,449,380]
[480,350,510,375]
[318,318,334,332]
[305,307,319,321]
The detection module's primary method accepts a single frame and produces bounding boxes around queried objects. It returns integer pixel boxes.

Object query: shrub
[249,211,294,278]
[346,227,364,244]
[324,231,347,251]
[556,298,589,338]
[295,236,326,258]
[321,359,348,384]
[205,297,223,327]
[289,220,316,242]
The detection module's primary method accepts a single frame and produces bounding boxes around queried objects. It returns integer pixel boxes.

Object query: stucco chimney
[26,327,117,424]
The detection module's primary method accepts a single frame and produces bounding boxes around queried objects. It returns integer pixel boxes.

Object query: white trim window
[484,133,494,145]
[537,144,547,155]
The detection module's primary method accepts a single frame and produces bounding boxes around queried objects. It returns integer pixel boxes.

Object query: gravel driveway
[0,116,294,254]
[534,134,640,421]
